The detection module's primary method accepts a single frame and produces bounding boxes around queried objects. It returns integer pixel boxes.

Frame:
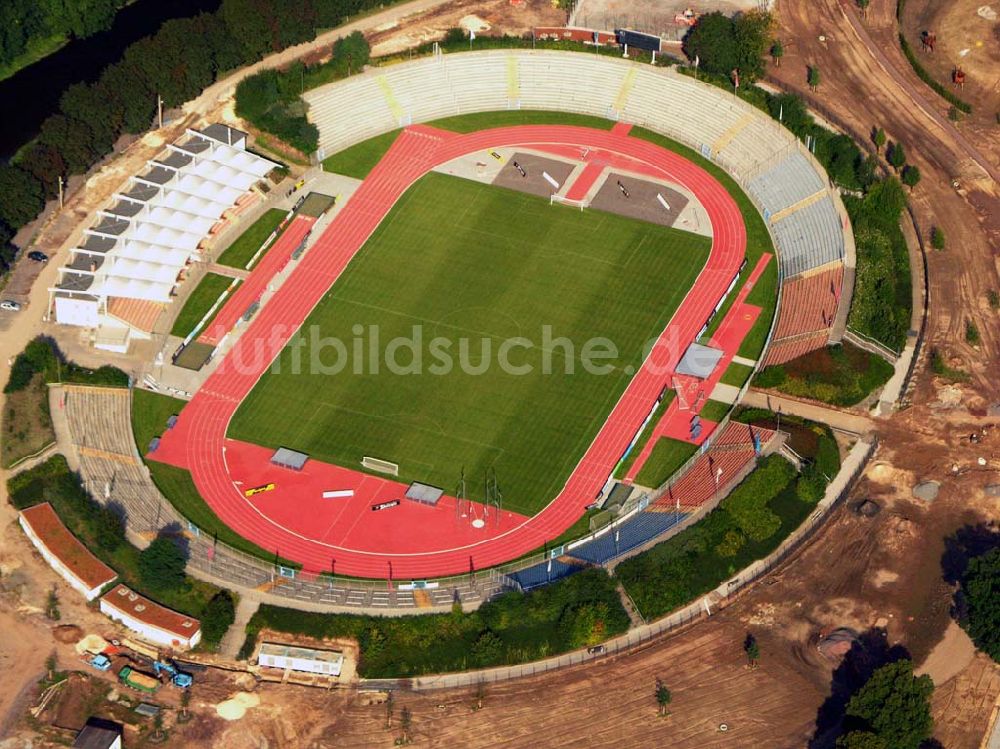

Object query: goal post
[362,456,399,476]
[549,194,586,211]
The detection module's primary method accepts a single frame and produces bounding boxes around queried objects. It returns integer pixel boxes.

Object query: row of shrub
[616,413,839,619]
[897,32,972,114]
[4,335,128,394]
[754,342,896,407]
[240,567,630,677]
[845,178,912,351]
[895,0,972,114]
[242,410,837,676]
[0,0,410,281]
[8,454,236,646]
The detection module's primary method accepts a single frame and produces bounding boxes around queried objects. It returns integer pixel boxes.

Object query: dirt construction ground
[3,0,1000,745]
[900,0,1000,126]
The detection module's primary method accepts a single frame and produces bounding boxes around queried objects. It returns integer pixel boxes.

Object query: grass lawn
[753,343,894,407]
[131,389,187,453]
[634,437,698,488]
[1,374,55,468]
[322,111,616,180]
[721,361,754,388]
[630,127,777,362]
[145,461,300,569]
[430,110,615,134]
[699,399,732,423]
[323,130,401,179]
[230,172,709,515]
[216,208,287,269]
[0,32,68,82]
[170,273,237,338]
[130,390,301,568]
[614,391,675,480]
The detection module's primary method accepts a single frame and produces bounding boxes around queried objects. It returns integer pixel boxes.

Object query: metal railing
[361,436,876,691]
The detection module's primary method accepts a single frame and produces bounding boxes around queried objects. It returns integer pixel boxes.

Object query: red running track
[152,124,746,578]
[198,215,317,346]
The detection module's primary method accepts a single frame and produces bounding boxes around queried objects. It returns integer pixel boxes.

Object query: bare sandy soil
[900,0,1000,125]
[368,0,565,56]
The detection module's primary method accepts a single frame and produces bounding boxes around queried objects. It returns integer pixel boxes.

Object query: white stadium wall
[54,296,100,328]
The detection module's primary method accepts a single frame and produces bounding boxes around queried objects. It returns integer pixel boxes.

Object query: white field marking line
[214,131,741,559]
[317,295,635,373]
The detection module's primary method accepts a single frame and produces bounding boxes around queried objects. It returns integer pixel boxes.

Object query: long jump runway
[152,124,746,578]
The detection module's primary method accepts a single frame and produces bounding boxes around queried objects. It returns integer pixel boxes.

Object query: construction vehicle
[87,654,112,672]
[153,660,193,688]
[119,666,159,694]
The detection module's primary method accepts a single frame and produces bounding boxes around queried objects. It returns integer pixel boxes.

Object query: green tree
[179,689,191,721]
[887,142,906,171]
[471,629,504,666]
[930,226,945,250]
[683,12,739,77]
[330,30,370,75]
[655,679,672,716]
[45,586,61,621]
[399,706,412,744]
[770,39,784,66]
[733,9,773,80]
[959,546,1000,661]
[841,660,933,749]
[838,731,888,749]
[0,165,46,230]
[901,164,921,190]
[808,65,821,91]
[744,633,760,666]
[856,0,871,17]
[138,536,187,592]
[384,690,394,729]
[872,127,886,153]
[201,590,236,644]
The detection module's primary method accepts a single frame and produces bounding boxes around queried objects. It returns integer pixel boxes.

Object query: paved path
[218,597,261,659]
[742,389,874,435]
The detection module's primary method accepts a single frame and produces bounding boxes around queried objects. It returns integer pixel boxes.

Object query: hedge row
[4,336,128,394]
[241,568,630,677]
[897,32,972,114]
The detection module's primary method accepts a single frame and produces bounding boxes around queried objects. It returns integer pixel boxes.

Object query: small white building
[258,642,344,677]
[100,584,201,650]
[51,123,278,351]
[19,503,117,601]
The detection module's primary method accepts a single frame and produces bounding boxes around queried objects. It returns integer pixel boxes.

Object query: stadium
[125,48,854,585]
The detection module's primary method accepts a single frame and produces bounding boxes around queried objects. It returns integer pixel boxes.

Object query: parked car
[0,300,21,312]
[27,250,48,262]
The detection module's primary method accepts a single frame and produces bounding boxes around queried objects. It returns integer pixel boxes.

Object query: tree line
[0,0,125,69]
[0,0,403,279]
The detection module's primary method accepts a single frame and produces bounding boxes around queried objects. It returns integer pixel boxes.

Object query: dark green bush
[243,568,629,677]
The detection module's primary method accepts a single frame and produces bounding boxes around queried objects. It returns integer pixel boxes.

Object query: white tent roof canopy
[54,123,276,305]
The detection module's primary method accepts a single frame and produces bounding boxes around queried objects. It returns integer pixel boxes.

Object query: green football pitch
[228,172,711,515]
